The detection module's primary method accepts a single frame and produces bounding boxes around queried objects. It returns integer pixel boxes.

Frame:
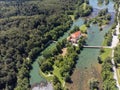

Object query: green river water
[76,0,115,69]
[30,0,115,88]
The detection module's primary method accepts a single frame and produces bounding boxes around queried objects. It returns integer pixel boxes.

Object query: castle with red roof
[67,31,81,44]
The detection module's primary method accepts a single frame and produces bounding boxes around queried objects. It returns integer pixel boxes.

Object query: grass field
[100,48,112,61]
[39,65,65,88]
[102,38,108,46]
[79,24,87,33]
[53,65,65,86]
[39,68,53,81]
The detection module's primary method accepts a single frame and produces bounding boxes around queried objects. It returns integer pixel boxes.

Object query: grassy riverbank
[100,48,112,61]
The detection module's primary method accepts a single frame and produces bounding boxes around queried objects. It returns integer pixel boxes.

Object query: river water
[69,0,115,90]
[30,0,115,89]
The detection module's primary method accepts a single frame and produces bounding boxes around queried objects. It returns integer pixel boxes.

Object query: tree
[97,56,102,64]
[105,0,109,5]
[54,82,62,90]
[100,48,104,53]
[88,78,99,90]
[106,14,111,20]
[64,73,71,82]
[53,76,59,85]
[40,61,53,72]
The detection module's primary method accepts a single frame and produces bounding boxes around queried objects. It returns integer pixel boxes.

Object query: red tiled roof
[71,31,81,39]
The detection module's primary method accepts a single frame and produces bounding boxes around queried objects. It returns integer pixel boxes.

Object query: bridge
[83,45,112,49]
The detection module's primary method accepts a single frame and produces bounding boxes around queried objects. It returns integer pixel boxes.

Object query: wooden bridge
[83,45,112,49]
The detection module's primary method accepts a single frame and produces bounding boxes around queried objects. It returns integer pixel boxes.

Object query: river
[30,0,115,90]
[67,0,115,90]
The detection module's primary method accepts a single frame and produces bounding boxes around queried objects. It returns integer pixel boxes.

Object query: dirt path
[61,48,67,56]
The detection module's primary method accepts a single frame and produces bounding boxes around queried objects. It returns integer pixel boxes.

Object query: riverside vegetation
[97,0,120,90]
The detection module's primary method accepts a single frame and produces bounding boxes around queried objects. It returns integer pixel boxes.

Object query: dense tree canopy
[101,57,117,90]
[74,0,93,19]
[0,0,78,89]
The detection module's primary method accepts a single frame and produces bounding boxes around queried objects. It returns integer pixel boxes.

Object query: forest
[0,0,91,90]
[0,0,79,89]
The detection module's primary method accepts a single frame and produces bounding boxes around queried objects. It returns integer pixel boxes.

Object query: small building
[68,31,81,44]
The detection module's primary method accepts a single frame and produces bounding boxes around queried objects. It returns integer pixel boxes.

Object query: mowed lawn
[39,68,53,81]
[100,48,112,61]
[102,38,108,46]
[79,24,87,33]
[53,65,65,87]
[39,65,65,87]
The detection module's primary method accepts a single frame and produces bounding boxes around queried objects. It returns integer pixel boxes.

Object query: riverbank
[111,4,120,89]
